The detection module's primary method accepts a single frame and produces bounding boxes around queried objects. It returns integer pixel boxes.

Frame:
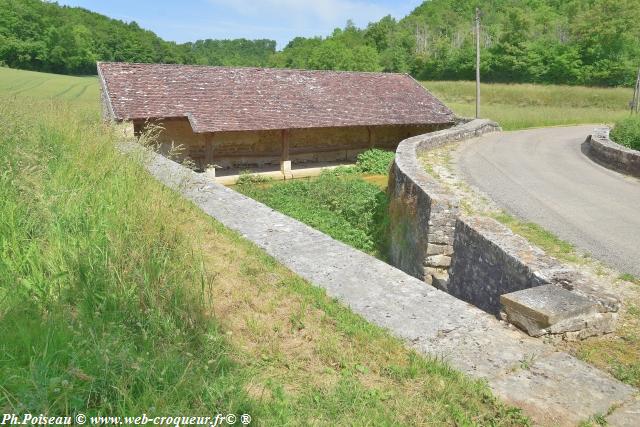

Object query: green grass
[0,97,253,415]
[489,212,586,264]
[0,66,98,107]
[423,80,633,130]
[610,115,640,150]
[618,273,640,285]
[237,171,390,258]
[0,67,529,424]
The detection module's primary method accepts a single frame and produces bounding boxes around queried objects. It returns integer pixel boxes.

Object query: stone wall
[585,127,640,178]
[143,118,443,170]
[387,119,500,286]
[388,119,620,339]
[448,216,552,314]
[448,216,619,339]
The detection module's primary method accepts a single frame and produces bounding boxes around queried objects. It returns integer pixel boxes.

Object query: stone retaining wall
[387,119,500,287]
[585,127,640,178]
[124,140,638,425]
[449,216,619,339]
[388,120,620,339]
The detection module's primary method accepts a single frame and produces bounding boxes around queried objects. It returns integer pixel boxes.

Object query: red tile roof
[98,62,454,133]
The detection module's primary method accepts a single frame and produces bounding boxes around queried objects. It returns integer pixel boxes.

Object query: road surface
[457,125,640,276]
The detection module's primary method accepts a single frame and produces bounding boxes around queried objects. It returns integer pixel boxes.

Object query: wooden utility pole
[475,8,481,119]
[632,66,640,115]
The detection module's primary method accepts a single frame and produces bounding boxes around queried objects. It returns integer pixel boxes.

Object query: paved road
[457,125,640,276]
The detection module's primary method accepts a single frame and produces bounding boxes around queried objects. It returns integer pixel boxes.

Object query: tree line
[1,0,639,87]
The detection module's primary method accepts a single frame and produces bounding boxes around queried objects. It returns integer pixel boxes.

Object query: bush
[355,149,395,174]
[611,116,640,151]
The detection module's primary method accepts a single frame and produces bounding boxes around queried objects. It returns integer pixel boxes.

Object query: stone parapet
[388,120,620,340]
[585,127,640,178]
[387,119,500,287]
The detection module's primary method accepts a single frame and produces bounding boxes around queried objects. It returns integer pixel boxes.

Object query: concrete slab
[501,284,598,336]
[607,396,640,426]
[490,352,635,426]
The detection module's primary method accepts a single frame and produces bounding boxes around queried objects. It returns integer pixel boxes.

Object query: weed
[237,172,390,258]
[618,273,640,285]
[610,116,640,150]
[489,211,584,264]
[354,149,395,174]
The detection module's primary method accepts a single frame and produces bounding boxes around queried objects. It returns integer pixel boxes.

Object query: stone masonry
[387,119,621,341]
[126,142,639,426]
[450,216,619,339]
[387,119,501,288]
[585,127,640,178]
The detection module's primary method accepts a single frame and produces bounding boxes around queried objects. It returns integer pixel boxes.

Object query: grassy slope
[424,80,633,130]
[0,68,528,423]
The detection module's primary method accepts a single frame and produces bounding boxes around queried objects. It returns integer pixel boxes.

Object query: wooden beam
[281,129,290,161]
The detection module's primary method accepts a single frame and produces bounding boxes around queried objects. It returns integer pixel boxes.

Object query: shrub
[355,149,395,174]
[610,116,640,151]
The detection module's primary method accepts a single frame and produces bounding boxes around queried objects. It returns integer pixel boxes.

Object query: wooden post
[475,7,481,119]
[367,127,374,148]
[281,129,292,179]
[632,66,640,115]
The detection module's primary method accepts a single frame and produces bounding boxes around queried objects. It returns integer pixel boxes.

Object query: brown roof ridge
[96,61,412,77]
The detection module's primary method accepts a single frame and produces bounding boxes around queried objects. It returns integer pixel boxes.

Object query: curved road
[457,125,640,276]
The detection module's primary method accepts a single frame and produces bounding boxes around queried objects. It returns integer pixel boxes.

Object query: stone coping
[585,127,640,178]
[124,141,638,425]
[393,118,500,202]
[387,119,500,285]
[389,121,620,340]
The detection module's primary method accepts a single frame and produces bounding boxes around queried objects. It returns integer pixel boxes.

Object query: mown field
[0,68,531,423]
[424,80,633,130]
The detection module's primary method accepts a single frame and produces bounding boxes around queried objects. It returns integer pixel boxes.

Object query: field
[0,68,531,423]
[0,66,98,107]
[424,80,633,130]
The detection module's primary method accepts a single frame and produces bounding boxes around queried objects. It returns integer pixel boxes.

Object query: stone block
[425,267,449,291]
[500,284,598,336]
[490,352,635,426]
[204,166,216,178]
[425,254,451,268]
[606,397,640,426]
[426,243,453,256]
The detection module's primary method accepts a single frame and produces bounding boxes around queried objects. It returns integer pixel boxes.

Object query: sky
[54,0,423,49]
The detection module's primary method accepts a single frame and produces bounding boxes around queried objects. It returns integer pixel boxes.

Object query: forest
[1,0,639,86]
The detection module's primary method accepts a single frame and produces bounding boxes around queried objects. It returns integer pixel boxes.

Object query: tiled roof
[98,62,455,133]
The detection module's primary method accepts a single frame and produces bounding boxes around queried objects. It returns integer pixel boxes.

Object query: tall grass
[424,80,633,130]
[0,97,252,415]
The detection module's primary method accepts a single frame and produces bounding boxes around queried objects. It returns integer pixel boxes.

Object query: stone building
[97,62,454,175]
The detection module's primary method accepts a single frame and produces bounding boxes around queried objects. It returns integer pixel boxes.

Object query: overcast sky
[55,0,423,49]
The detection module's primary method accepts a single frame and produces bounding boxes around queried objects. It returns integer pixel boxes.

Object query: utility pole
[632,66,640,115]
[475,7,481,119]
